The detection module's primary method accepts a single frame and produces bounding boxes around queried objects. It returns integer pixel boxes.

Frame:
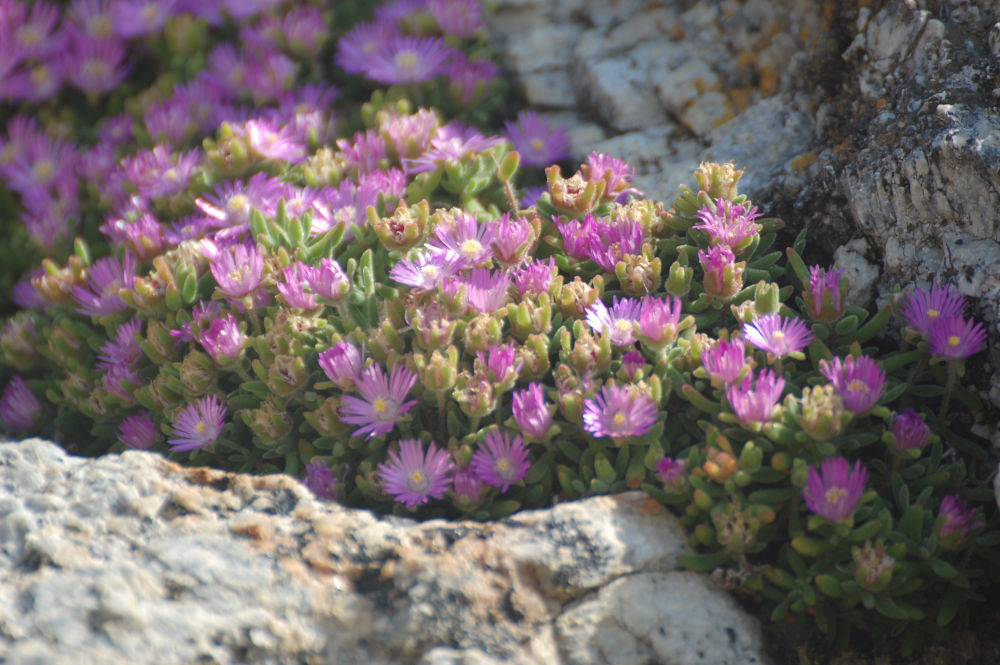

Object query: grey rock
[0,439,773,665]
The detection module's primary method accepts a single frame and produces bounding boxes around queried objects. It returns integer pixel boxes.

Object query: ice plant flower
[277,262,319,311]
[389,249,463,292]
[692,198,762,254]
[303,460,338,500]
[403,122,502,174]
[901,283,965,336]
[701,337,748,386]
[637,295,685,348]
[427,211,494,268]
[585,215,644,273]
[489,214,534,269]
[305,258,350,302]
[451,467,485,508]
[502,111,571,168]
[802,457,868,522]
[928,315,987,360]
[513,257,557,298]
[726,369,785,426]
[657,456,687,492]
[199,313,246,365]
[470,430,531,492]
[97,318,144,370]
[458,268,511,314]
[428,0,484,36]
[585,296,643,347]
[210,242,264,299]
[475,342,523,390]
[698,245,744,301]
[339,363,419,439]
[377,439,454,508]
[891,407,930,452]
[117,410,157,450]
[363,34,453,85]
[72,252,136,317]
[820,355,886,414]
[582,382,659,440]
[168,395,227,452]
[743,314,813,358]
[556,215,596,260]
[512,382,555,442]
[582,152,639,201]
[318,342,363,390]
[804,265,846,323]
[0,376,42,431]
[935,494,983,549]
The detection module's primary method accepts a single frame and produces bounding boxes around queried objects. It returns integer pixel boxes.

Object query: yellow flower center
[772,330,785,341]
[460,239,482,258]
[530,138,545,151]
[195,421,206,434]
[847,378,869,394]
[227,194,249,214]
[407,470,426,490]
[373,398,388,413]
[613,412,627,426]
[17,25,42,48]
[825,487,847,505]
[33,160,54,183]
[496,459,512,475]
[395,51,418,73]
[928,309,939,319]
[84,59,110,81]
[616,320,632,333]
[948,335,960,347]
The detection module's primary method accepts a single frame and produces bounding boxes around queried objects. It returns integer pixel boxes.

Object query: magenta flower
[0,376,42,431]
[70,35,129,95]
[476,342,523,388]
[935,494,983,549]
[621,350,646,381]
[339,363,419,439]
[891,407,930,452]
[303,460,338,500]
[389,249,463,292]
[239,118,306,164]
[585,215,644,273]
[556,215,596,260]
[113,0,175,38]
[72,252,136,317]
[336,129,388,175]
[122,145,200,199]
[452,467,485,508]
[582,383,659,439]
[802,457,868,522]
[701,338,748,386]
[805,265,846,323]
[318,342,363,390]
[428,0,484,36]
[698,245,743,300]
[446,54,497,107]
[637,295,684,347]
[305,258,350,302]
[489,214,534,268]
[470,430,531,492]
[512,383,554,441]
[820,355,886,414]
[513,257,557,298]
[97,318,144,370]
[377,439,454,508]
[210,242,264,299]
[168,395,227,452]
[743,314,813,358]
[427,211,494,268]
[726,369,785,426]
[928,315,987,360]
[380,108,439,160]
[402,122,502,174]
[503,111,571,168]
[901,284,965,336]
[363,34,453,85]
[117,411,157,450]
[335,20,401,75]
[582,152,640,200]
[458,268,511,314]
[199,313,246,364]
[585,296,643,347]
[657,457,687,491]
[277,262,320,311]
[692,198,762,253]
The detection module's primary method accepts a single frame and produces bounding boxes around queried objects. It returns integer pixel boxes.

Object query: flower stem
[937,360,957,420]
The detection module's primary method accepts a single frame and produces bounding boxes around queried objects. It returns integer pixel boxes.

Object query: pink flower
[168,395,227,452]
[502,111,571,168]
[743,314,813,358]
[582,383,659,439]
[377,439,454,508]
[470,430,531,492]
[819,355,886,415]
[339,363,419,439]
[585,296,643,347]
[726,369,784,426]
[802,457,867,522]
[928,315,987,360]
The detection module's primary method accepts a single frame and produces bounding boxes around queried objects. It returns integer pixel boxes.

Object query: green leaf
[929,557,958,580]
[814,573,845,598]
[936,586,964,627]
[678,549,731,572]
[898,505,924,541]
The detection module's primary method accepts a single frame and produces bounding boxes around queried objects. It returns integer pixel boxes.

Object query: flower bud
[852,541,894,592]
[242,400,293,442]
[0,376,42,431]
[408,301,458,351]
[739,441,763,472]
[0,314,40,371]
[797,385,850,441]
[698,246,744,301]
[144,320,179,364]
[497,150,520,182]
[568,326,612,375]
[267,354,308,396]
[303,396,352,437]
[803,265,847,323]
[711,502,760,553]
[615,254,661,296]
[318,341,363,391]
[507,298,553,340]
[545,166,605,217]
[415,346,460,394]
[516,334,551,381]
[371,199,429,253]
[452,467,486,511]
[890,407,930,453]
[657,456,687,493]
[462,313,503,354]
[753,281,781,316]
[452,373,497,419]
[179,350,217,397]
[704,448,739,483]
[556,276,602,318]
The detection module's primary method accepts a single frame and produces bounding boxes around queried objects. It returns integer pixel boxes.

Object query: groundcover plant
[0,0,997,656]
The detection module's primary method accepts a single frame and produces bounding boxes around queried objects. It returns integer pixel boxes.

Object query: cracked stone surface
[0,439,771,665]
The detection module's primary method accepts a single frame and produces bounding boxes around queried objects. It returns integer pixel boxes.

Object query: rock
[0,438,773,665]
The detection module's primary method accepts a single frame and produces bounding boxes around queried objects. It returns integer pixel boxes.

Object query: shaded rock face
[0,439,771,665]
[490,0,1000,417]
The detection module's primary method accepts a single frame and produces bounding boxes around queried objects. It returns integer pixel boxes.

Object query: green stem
[937,360,957,420]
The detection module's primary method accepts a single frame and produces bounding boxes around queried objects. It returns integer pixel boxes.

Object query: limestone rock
[0,439,773,665]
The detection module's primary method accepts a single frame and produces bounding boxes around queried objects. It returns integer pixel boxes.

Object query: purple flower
[403,122,503,174]
[476,342,523,388]
[390,249,463,292]
[692,198,762,253]
[935,494,983,549]
[70,35,129,95]
[928,315,987,360]
[582,382,659,439]
[726,369,785,426]
[743,314,813,358]
[556,215,596,260]
[318,342,363,390]
[97,318,144,370]
[458,268,511,314]
[470,430,531,492]
[121,145,201,200]
[802,457,868,522]
[168,395,227,452]
[503,111,571,168]
[277,262,320,311]
[657,457,687,491]
[428,0,484,36]
[513,257,557,299]
[339,363,419,439]
[805,265,846,323]
[210,242,264,299]
[377,439,454,508]
[701,338,748,386]
[195,173,282,233]
[698,245,743,300]
[637,295,684,347]
[117,411,157,450]
[113,0,175,38]
[585,215,644,273]
[891,408,930,452]
[582,152,640,200]
[621,350,646,381]
[199,313,246,364]
[239,118,306,163]
[72,252,136,317]
[820,355,886,414]
[512,383,554,441]
[427,211,494,268]
[0,376,42,431]
[489,214,534,269]
[380,108,440,160]
[335,20,401,76]
[452,467,485,508]
[901,284,965,336]
[446,54,497,107]
[585,296,643,347]
[363,34,453,85]
[303,460,338,500]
